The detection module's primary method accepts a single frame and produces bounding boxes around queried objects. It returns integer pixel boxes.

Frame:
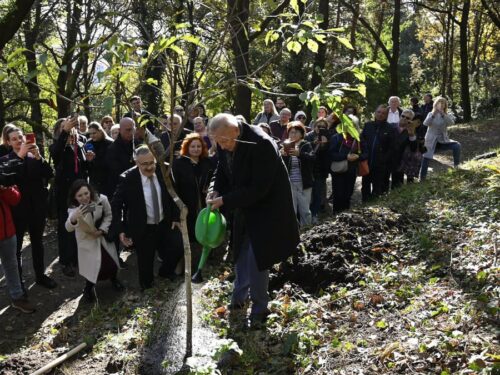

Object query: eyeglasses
[297,116,306,119]
[401,115,412,120]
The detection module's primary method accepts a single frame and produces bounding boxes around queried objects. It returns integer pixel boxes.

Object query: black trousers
[361,167,390,202]
[133,220,183,289]
[332,170,357,213]
[56,182,78,267]
[14,209,47,282]
[391,171,405,190]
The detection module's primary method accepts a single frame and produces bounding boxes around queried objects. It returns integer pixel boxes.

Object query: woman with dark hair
[50,116,88,277]
[100,116,115,136]
[66,179,123,302]
[281,122,315,226]
[195,103,209,124]
[1,127,56,289]
[172,134,213,240]
[85,122,113,196]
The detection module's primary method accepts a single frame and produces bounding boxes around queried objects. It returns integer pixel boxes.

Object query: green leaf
[146,77,158,86]
[367,61,384,71]
[357,84,366,97]
[38,53,48,65]
[336,37,354,50]
[287,41,302,54]
[376,320,388,329]
[352,68,366,82]
[0,72,8,82]
[175,22,190,30]
[314,34,327,43]
[168,44,184,55]
[290,0,299,14]
[180,34,204,47]
[147,43,155,57]
[327,27,345,32]
[307,39,319,53]
[265,31,279,45]
[287,83,304,91]
[103,97,113,114]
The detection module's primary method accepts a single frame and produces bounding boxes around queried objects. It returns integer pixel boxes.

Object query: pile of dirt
[270,207,411,293]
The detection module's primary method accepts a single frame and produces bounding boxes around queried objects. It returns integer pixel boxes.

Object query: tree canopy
[0,0,498,135]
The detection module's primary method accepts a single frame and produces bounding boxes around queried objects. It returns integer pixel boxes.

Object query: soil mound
[270,207,411,293]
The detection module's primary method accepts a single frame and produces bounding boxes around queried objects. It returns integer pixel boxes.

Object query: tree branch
[480,0,500,28]
[0,0,36,51]
[249,0,290,42]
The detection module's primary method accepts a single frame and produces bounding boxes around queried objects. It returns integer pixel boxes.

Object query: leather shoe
[82,287,95,303]
[36,275,57,289]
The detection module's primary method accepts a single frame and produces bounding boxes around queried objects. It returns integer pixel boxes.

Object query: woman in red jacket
[0,185,35,313]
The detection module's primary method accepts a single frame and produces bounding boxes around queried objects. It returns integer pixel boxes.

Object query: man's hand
[207,196,223,210]
[347,153,359,162]
[288,148,300,157]
[206,190,218,202]
[171,222,181,231]
[119,232,133,247]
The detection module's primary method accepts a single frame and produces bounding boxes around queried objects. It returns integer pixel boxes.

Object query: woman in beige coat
[65,180,123,302]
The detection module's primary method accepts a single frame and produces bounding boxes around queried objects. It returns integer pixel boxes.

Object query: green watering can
[191,204,227,283]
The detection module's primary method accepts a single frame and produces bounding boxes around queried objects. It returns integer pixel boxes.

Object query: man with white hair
[207,114,299,328]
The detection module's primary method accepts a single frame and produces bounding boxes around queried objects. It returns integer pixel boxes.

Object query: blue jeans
[232,239,269,315]
[420,142,461,179]
[0,235,24,300]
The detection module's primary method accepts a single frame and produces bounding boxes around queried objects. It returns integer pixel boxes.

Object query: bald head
[209,113,240,152]
[119,117,136,142]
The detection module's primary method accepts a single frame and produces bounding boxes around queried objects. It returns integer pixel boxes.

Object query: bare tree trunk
[23,0,43,147]
[310,0,330,89]
[447,11,455,101]
[0,0,36,50]
[441,12,450,95]
[371,4,386,61]
[389,0,401,96]
[470,9,483,85]
[349,1,359,64]
[459,0,472,121]
[228,0,251,121]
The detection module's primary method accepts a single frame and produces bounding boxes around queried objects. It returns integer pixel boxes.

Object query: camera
[0,159,23,186]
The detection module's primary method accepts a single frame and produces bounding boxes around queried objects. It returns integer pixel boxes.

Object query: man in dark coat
[110,146,183,290]
[123,95,155,134]
[207,114,300,326]
[105,117,136,198]
[360,105,397,201]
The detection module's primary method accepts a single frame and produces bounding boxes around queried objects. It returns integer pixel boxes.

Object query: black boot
[82,281,95,303]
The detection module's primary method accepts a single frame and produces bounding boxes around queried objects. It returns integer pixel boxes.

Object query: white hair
[208,113,238,132]
[388,96,401,105]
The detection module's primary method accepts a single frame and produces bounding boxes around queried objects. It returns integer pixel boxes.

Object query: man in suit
[207,114,299,328]
[110,145,183,290]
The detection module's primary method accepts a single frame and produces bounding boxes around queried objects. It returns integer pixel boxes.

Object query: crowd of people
[0,93,461,322]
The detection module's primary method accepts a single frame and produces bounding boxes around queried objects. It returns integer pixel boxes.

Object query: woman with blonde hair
[420,96,461,179]
[0,124,17,157]
[252,98,280,125]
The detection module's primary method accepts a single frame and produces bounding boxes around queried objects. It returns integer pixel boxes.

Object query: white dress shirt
[388,109,400,125]
[140,172,164,224]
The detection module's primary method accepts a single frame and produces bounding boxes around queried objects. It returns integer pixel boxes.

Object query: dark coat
[105,135,135,198]
[269,120,288,142]
[160,130,188,154]
[360,120,397,171]
[49,130,88,204]
[305,131,330,179]
[123,109,155,133]
[172,156,214,239]
[0,152,53,220]
[86,138,113,195]
[282,139,315,189]
[328,133,360,173]
[110,166,179,241]
[212,123,299,271]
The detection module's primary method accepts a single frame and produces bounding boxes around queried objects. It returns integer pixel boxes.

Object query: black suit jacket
[110,166,179,240]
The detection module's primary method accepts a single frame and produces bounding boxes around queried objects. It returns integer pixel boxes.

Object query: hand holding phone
[25,133,35,144]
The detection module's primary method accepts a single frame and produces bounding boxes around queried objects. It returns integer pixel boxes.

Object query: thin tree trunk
[23,0,43,148]
[389,0,401,95]
[310,0,330,89]
[371,3,386,61]
[228,0,251,121]
[349,1,359,64]
[459,0,472,121]
[441,13,450,95]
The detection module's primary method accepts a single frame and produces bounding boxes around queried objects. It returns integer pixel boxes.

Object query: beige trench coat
[65,194,119,283]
